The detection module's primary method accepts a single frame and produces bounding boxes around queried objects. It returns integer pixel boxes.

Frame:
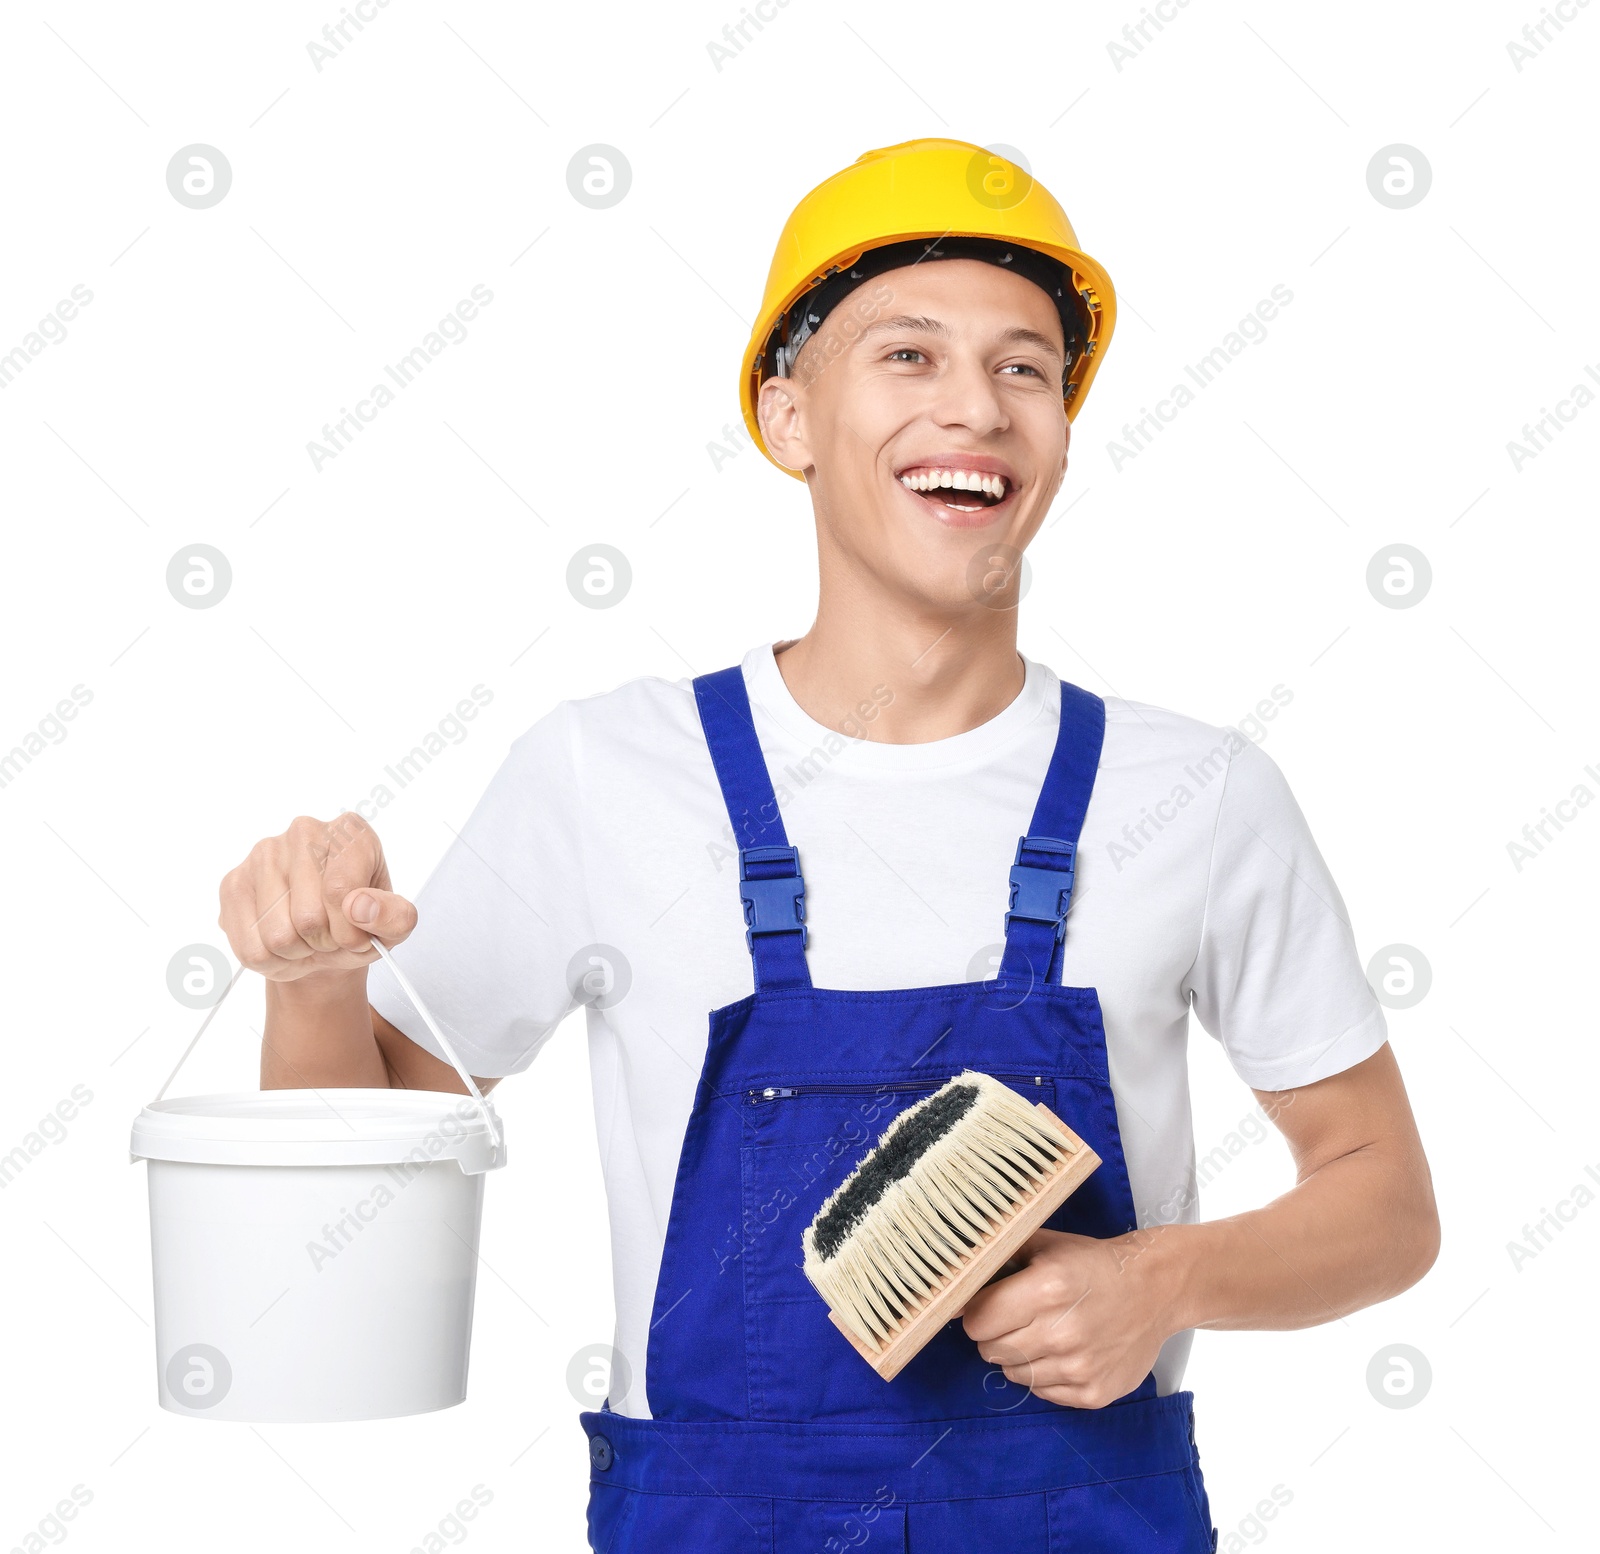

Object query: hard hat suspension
[758,236,1091,394]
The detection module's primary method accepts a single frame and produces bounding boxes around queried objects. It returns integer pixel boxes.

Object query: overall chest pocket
[737,1074,1056,1311]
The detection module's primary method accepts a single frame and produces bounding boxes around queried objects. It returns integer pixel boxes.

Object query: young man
[220,139,1438,1551]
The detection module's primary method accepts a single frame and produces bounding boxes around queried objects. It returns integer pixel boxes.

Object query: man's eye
[886,348,926,362]
[1001,362,1043,377]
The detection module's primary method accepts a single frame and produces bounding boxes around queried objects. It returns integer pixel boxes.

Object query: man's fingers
[219,814,407,981]
[320,815,387,949]
[220,867,276,974]
[961,1264,1047,1343]
[1000,1357,1060,1389]
[1024,1380,1117,1411]
[977,1322,1056,1369]
[217,865,256,965]
[288,843,342,954]
[254,879,316,964]
[340,887,417,948]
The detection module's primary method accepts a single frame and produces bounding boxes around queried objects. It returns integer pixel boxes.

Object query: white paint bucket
[131,1088,503,1422]
[130,939,507,1423]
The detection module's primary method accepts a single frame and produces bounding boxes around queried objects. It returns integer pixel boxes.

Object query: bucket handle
[146,939,505,1167]
[366,937,505,1163]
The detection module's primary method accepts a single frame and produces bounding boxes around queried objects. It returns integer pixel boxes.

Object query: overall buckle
[1005,835,1076,943]
[738,844,807,951]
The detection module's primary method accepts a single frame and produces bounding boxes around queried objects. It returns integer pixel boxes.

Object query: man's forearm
[1150,1141,1440,1333]
[261,972,391,1089]
[964,1046,1440,1408]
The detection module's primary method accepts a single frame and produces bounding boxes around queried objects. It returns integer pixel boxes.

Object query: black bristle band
[810,1082,981,1262]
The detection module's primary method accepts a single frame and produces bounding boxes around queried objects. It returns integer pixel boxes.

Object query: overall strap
[693,667,812,991]
[997,680,1106,988]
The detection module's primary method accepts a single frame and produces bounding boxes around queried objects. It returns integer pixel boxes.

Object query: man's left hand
[960,1227,1180,1409]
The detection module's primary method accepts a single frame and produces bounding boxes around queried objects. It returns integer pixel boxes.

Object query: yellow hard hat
[741,137,1117,481]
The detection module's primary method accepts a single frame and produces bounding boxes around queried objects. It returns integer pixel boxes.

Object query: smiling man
[220,139,1438,1551]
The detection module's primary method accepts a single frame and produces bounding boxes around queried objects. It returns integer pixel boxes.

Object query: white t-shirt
[367,644,1387,1416]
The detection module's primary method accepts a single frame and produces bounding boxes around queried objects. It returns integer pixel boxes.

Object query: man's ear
[757,375,812,476]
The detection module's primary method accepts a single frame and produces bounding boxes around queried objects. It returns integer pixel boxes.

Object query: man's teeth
[898,469,1008,500]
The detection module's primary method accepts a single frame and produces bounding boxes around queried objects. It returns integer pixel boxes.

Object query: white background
[2,1,1596,1550]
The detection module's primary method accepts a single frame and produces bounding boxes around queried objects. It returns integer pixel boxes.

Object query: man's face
[757,257,1071,611]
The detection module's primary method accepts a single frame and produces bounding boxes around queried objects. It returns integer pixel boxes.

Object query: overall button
[589,1433,614,1472]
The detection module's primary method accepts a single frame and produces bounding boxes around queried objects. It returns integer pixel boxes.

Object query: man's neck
[773,598,1025,745]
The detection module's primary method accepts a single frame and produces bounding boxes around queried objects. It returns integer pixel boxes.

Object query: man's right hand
[219,813,417,983]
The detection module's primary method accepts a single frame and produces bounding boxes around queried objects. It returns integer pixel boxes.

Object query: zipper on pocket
[745,1075,1046,1103]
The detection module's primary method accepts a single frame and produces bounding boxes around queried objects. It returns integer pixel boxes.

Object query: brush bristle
[801,1071,1072,1352]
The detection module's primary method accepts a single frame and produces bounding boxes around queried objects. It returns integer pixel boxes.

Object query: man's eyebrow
[856,314,1063,361]
[996,325,1065,362]
[857,314,948,340]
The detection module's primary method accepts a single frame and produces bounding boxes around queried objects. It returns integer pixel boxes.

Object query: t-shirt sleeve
[1182,737,1388,1092]
[365,701,590,1079]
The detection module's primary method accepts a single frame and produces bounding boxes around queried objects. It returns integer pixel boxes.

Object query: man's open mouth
[895,465,1016,517]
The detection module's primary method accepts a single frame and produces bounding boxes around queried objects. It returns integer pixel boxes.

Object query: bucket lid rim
[139,1086,497,1114]
[130,1087,501,1161]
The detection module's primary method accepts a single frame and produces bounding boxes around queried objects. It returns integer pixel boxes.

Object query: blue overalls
[581,666,1217,1553]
